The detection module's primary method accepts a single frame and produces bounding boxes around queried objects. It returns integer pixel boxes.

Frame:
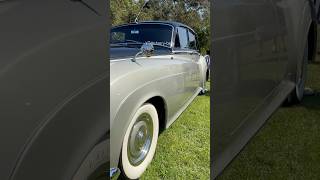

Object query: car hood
[110,46,171,60]
[110,46,173,123]
[110,46,144,85]
[110,59,140,83]
[110,46,140,60]
[109,46,172,84]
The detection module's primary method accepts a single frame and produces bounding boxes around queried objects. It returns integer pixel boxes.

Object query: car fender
[294,0,313,81]
[110,76,169,168]
[198,55,208,88]
[9,72,107,180]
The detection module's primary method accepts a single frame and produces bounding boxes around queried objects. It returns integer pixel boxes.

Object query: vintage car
[110,21,209,179]
[0,1,107,180]
[213,0,317,178]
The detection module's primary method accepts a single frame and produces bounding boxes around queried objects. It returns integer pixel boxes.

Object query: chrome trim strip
[172,50,200,56]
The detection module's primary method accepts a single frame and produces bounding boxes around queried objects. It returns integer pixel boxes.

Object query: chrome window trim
[172,50,200,56]
[174,26,199,51]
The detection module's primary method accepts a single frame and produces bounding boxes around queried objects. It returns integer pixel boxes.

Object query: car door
[173,26,200,105]
[268,0,310,80]
[187,28,203,90]
[213,0,285,175]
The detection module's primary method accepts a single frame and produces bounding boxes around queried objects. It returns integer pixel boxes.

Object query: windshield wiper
[151,43,172,49]
[111,40,142,46]
[124,39,143,44]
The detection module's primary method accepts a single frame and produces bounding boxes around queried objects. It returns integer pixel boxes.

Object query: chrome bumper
[110,167,120,180]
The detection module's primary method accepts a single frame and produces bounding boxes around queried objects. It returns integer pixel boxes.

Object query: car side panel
[11,77,107,180]
[213,0,312,177]
[270,0,313,82]
[171,53,201,106]
[212,0,284,157]
[0,1,107,179]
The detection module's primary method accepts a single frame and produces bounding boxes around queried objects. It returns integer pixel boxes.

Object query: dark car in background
[0,1,107,180]
[213,0,318,178]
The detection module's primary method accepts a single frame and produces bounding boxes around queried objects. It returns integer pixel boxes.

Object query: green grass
[141,83,211,180]
[217,61,320,179]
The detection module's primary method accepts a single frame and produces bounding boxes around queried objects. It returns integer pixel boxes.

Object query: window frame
[187,29,198,50]
[174,26,198,51]
[175,26,189,49]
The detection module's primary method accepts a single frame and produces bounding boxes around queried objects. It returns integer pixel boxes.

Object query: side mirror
[132,42,154,62]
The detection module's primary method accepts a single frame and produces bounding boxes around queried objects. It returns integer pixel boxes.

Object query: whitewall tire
[120,103,159,179]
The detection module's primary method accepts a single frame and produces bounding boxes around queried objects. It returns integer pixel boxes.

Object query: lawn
[141,83,211,179]
[217,60,320,178]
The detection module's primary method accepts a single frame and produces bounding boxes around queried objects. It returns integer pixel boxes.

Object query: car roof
[112,21,196,34]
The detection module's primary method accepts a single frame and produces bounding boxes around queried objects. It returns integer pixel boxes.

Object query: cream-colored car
[110,21,208,179]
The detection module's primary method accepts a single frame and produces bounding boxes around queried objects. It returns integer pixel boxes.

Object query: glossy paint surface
[0,1,107,179]
[110,53,207,168]
[213,0,315,177]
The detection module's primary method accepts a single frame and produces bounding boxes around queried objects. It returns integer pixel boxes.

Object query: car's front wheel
[120,103,159,179]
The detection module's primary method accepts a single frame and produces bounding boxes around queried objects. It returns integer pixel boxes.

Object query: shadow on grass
[301,93,320,110]
[309,61,320,65]
[205,89,211,97]
[295,88,320,110]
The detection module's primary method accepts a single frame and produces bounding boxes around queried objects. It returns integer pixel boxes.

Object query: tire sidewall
[120,104,159,179]
[295,42,308,102]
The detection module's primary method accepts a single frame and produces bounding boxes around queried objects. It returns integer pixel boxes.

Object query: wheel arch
[145,96,168,133]
[110,85,168,169]
[10,76,108,180]
[289,2,314,83]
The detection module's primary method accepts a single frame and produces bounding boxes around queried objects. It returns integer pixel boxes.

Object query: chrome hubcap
[128,113,153,166]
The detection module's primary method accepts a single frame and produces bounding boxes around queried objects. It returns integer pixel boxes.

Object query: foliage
[110,0,210,54]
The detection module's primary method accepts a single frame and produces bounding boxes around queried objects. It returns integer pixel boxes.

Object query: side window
[177,27,188,49]
[188,30,197,50]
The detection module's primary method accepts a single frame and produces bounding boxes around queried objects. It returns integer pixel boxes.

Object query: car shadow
[309,61,320,65]
[205,89,211,97]
[300,90,320,110]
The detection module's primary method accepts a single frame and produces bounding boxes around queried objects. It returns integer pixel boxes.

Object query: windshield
[110,24,173,47]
